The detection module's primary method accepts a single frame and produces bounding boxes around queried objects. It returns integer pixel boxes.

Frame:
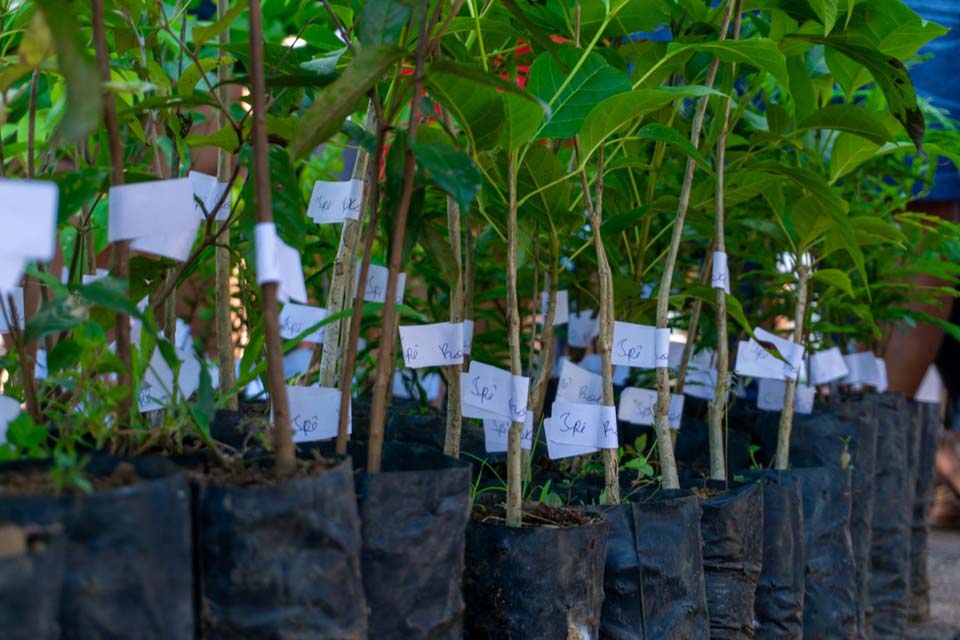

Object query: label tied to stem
[255,222,280,284]
[711,251,730,294]
[655,328,671,369]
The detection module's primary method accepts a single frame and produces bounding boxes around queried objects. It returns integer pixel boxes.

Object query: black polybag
[463,507,609,639]
[910,400,942,621]
[197,458,366,639]
[688,480,764,640]
[739,470,805,640]
[0,524,64,640]
[355,442,472,640]
[792,466,857,640]
[868,392,912,639]
[675,417,752,476]
[0,456,194,640]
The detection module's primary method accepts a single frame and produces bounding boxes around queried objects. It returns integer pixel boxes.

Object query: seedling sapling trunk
[654,0,736,490]
[774,262,809,470]
[506,151,524,527]
[248,0,295,477]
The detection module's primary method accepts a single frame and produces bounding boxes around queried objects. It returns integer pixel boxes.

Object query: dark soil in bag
[684,479,764,640]
[354,442,472,640]
[591,488,709,640]
[0,524,65,640]
[868,392,912,639]
[910,400,942,621]
[792,466,856,640]
[0,456,194,640]
[463,501,608,639]
[738,470,805,640]
[196,457,366,640]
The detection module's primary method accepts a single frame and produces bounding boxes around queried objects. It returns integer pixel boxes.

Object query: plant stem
[654,0,736,490]
[248,0,294,477]
[366,0,434,473]
[708,0,742,482]
[92,0,132,428]
[529,248,559,427]
[216,0,237,411]
[775,262,808,470]
[506,150,523,527]
[442,113,464,458]
[674,248,713,394]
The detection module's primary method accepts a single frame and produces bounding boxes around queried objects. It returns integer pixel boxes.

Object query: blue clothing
[907,1,960,200]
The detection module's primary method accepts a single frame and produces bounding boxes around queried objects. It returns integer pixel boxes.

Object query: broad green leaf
[410,143,482,212]
[526,48,631,140]
[79,277,144,319]
[844,0,948,59]
[48,338,82,373]
[184,125,240,152]
[24,295,87,342]
[177,57,233,98]
[301,47,348,75]
[666,38,790,88]
[600,204,653,235]
[633,123,710,171]
[19,11,53,67]
[426,66,504,151]
[53,168,108,225]
[813,268,854,297]
[824,46,872,97]
[357,0,413,47]
[192,0,248,48]
[797,104,898,145]
[501,92,545,151]
[806,0,838,35]
[830,133,880,182]
[291,46,403,158]
[34,0,101,142]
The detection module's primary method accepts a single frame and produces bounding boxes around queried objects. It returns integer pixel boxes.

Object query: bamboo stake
[216,0,238,410]
[248,0,295,477]
[654,0,736,490]
[92,0,133,427]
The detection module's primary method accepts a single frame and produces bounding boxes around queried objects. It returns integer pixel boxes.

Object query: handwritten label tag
[655,328,670,368]
[0,287,25,333]
[0,255,24,294]
[356,264,406,304]
[131,225,200,262]
[0,177,58,261]
[568,310,599,348]
[684,349,718,399]
[757,379,816,414]
[544,417,598,459]
[842,351,879,386]
[711,251,730,294]
[286,385,348,443]
[279,303,327,343]
[483,413,534,453]
[399,322,464,368]
[796,385,815,414]
[254,223,307,303]
[189,171,230,221]
[612,321,656,368]
[0,395,21,445]
[463,319,475,354]
[549,402,618,449]
[668,340,685,369]
[556,358,603,405]
[809,347,849,385]
[619,388,684,429]
[541,290,569,326]
[109,178,197,243]
[735,327,804,381]
[872,357,888,392]
[307,179,364,224]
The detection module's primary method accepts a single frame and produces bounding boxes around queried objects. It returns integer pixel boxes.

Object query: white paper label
[757,379,816,414]
[655,328,671,369]
[460,361,529,422]
[842,351,879,386]
[685,349,718,400]
[809,347,849,385]
[109,178,197,243]
[0,287,25,333]
[549,402,618,449]
[399,322,464,368]
[567,310,599,348]
[0,395,22,445]
[463,319,475,354]
[286,385,348,442]
[872,357,888,393]
[0,255,25,294]
[619,387,684,429]
[307,179,364,224]
[711,251,731,294]
[279,303,327,343]
[541,290,569,326]
[189,171,230,221]
[356,263,406,304]
[131,226,200,262]
[0,177,58,261]
[483,413,534,453]
[544,417,597,459]
[735,328,804,381]
[255,223,307,303]
[611,321,656,368]
[555,358,603,405]
[796,385,815,414]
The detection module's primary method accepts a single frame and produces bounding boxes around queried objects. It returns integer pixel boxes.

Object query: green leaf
[24,295,87,342]
[290,46,404,159]
[501,92,545,151]
[830,133,881,182]
[192,0,248,48]
[53,168,108,226]
[47,338,82,373]
[300,47,348,76]
[177,57,232,98]
[666,38,790,88]
[426,65,504,151]
[634,123,711,171]
[526,48,631,140]
[797,104,898,145]
[184,125,240,152]
[806,0,838,35]
[357,0,413,47]
[813,268,854,297]
[34,0,102,142]
[410,143,482,212]
[79,277,144,319]
[844,0,948,60]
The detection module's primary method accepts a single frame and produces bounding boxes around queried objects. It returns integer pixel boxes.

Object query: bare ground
[907,527,960,640]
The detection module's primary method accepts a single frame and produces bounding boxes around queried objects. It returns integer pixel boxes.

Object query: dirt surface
[0,461,142,496]
[193,453,339,488]
[907,527,960,640]
[472,500,603,528]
